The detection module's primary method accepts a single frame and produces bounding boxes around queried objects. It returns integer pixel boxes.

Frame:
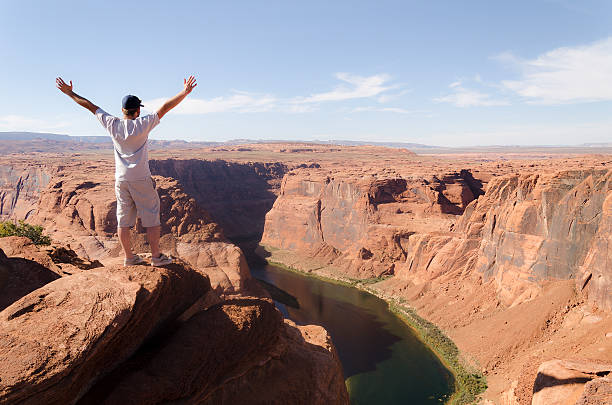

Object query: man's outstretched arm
[56,77,99,114]
[157,76,197,120]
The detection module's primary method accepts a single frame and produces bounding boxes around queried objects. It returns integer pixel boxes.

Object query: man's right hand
[183,76,197,95]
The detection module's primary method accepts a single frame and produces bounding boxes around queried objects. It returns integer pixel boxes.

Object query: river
[251,264,454,404]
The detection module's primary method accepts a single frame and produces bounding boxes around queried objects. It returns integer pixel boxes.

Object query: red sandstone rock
[0,245,60,311]
[0,164,53,220]
[3,146,612,404]
[263,167,612,310]
[29,167,253,294]
[0,261,211,405]
[79,300,348,405]
[532,359,612,405]
[261,167,478,278]
[575,377,612,405]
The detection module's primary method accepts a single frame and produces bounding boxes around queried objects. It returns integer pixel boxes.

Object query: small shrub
[0,220,51,246]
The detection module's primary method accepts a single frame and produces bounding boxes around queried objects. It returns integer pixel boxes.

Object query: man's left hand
[56,77,73,95]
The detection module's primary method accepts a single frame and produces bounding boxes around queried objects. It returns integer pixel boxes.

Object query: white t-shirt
[95,108,160,181]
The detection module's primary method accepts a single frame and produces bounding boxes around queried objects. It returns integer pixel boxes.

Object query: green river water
[251,264,454,404]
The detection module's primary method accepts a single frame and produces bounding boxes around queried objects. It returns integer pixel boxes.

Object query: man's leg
[118,226,135,259]
[146,225,161,258]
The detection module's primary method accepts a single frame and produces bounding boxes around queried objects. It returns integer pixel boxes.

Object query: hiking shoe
[151,253,173,267]
[124,254,146,266]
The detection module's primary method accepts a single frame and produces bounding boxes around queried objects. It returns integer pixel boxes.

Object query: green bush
[0,220,51,246]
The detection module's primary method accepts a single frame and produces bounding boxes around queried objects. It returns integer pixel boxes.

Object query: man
[56,76,197,266]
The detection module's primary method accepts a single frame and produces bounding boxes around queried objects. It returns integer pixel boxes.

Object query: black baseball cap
[122,95,144,109]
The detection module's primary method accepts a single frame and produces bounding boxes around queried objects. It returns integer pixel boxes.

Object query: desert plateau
[0,139,609,404]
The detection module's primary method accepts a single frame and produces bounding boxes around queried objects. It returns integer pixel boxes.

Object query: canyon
[1,143,611,404]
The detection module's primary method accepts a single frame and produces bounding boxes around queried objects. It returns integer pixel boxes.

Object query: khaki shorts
[114,177,160,228]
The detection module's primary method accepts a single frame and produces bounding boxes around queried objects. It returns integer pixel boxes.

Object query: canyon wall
[260,161,612,403]
[261,167,483,278]
[0,164,54,220]
[150,159,290,241]
[262,167,612,311]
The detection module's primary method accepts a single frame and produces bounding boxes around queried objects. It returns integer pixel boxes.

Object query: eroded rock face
[0,164,53,220]
[261,168,478,278]
[263,167,612,310]
[199,320,349,405]
[80,300,348,405]
[0,244,60,312]
[532,359,612,405]
[150,159,290,241]
[30,166,251,295]
[466,170,612,309]
[0,262,211,405]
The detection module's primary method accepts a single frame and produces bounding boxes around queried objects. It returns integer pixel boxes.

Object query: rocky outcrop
[0,261,211,405]
[532,359,611,405]
[0,254,348,405]
[30,165,252,295]
[0,245,59,312]
[0,236,106,311]
[79,301,348,405]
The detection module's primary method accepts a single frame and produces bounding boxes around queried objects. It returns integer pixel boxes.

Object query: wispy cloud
[144,73,404,115]
[434,81,509,107]
[144,91,277,114]
[295,73,395,103]
[350,106,426,114]
[0,115,69,132]
[377,88,411,103]
[500,37,612,104]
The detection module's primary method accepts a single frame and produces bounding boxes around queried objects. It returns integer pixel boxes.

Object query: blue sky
[1,0,612,146]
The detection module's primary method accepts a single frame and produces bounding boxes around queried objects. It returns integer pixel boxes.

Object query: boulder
[79,299,348,405]
[532,359,612,405]
[0,262,211,405]
[0,244,60,312]
[575,377,612,405]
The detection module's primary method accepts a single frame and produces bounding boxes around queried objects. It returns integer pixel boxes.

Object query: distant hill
[321,140,437,149]
[3,132,612,156]
[0,132,221,154]
[0,132,108,143]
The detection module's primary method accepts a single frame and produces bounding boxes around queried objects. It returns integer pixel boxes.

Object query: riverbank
[256,246,486,404]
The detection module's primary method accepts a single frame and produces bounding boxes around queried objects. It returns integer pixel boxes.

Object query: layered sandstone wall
[463,169,612,309]
[0,164,54,220]
[262,167,612,311]
[150,159,290,240]
[261,167,482,278]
